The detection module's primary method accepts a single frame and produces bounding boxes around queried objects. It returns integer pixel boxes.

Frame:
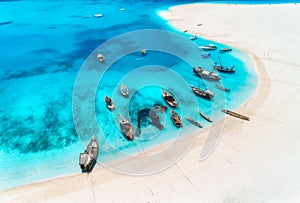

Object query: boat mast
[218,56,222,67]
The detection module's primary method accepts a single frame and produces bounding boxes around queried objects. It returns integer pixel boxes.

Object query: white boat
[79,135,98,172]
[97,53,105,62]
[94,13,103,18]
[120,84,129,97]
[199,44,217,51]
[119,114,134,141]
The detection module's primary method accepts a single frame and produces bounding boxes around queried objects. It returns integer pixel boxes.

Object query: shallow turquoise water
[0,0,261,191]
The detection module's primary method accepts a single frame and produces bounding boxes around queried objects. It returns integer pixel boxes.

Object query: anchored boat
[191,86,215,100]
[199,111,213,122]
[215,84,230,92]
[213,56,235,73]
[199,44,217,51]
[162,89,178,108]
[171,110,182,128]
[219,48,232,52]
[186,117,202,128]
[193,67,221,82]
[105,96,115,111]
[120,84,129,97]
[97,53,105,62]
[79,135,99,173]
[119,114,134,140]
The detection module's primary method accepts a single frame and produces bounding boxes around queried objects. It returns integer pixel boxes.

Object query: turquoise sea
[1,0,296,191]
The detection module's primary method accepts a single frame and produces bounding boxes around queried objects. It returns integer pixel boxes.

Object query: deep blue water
[1,0,293,191]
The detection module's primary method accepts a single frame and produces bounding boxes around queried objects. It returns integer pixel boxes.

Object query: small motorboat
[171,110,182,128]
[94,13,104,18]
[186,117,202,128]
[199,44,217,51]
[119,114,134,140]
[219,48,232,52]
[190,34,197,40]
[79,135,99,173]
[215,84,230,92]
[162,89,178,108]
[193,67,221,82]
[190,86,215,100]
[199,111,213,122]
[120,84,129,97]
[97,53,105,62]
[105,96,115,111]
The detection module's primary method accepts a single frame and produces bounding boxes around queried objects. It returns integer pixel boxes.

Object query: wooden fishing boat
[191,86,215,100]
[193,67,221,82]
[97,53,105,62]
[213,56,235,73]
[186,117,202,128]
[120,84,129,97]
[222,109,250,121]
[171,110,182,128]
[119,114,134,140]
[162,89,178,108]
[79,135,99,173]
[199,44,217,51]
[105,96,115,111]
[215,84,230,92]
[219,47,232,52]
[199,111,213,122]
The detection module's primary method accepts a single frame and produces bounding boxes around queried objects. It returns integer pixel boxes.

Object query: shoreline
[1,3,300,202]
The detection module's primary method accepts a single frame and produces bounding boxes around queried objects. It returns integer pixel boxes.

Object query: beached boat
[199,44,217,51]
[193,66,221,82]
[162,89,178,108]
[79,135,99,173]
[105,96,115,111]
[120,84,129,97]
[190,34,197,40]
[190,86,215,100]
[97,53,105,62]
[219,47,232,52]
[186,117,202,128]
[119,114,134,140]
[215,84,230,92]
[199,111,213,122]
[213,56,235,73]
[171,110,182,128]
[222,109,250,121]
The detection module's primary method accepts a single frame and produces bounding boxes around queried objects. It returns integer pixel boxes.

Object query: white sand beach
[1,3,300,203]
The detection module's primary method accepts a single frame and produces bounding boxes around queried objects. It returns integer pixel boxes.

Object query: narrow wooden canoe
[199,111,213,122]
[222,109,250,121]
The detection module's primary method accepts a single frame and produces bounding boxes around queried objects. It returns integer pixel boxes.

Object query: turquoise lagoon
[0,0,259,191]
